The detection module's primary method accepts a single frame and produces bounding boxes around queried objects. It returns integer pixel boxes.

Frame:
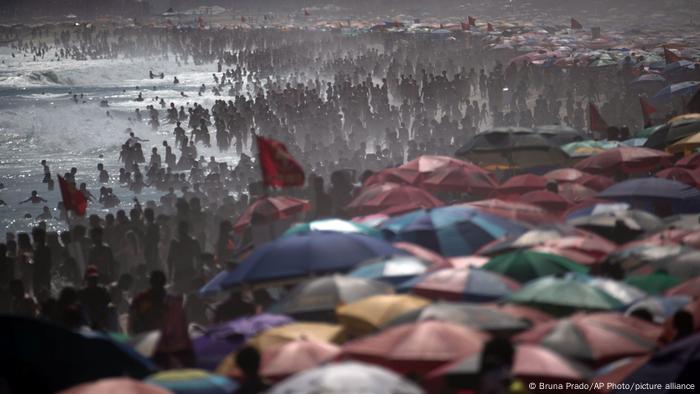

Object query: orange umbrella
[260,339,341,382]
[341,320,489,375]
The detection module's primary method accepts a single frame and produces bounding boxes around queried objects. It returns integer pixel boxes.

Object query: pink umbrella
[346,183,443,216]
[234,196,310,233]
[393,241,451,269]
[363,168,421,187]
[519,190,572,214]
[400,155,487,176]
[464,199,560,225]
[574,147,672,175]
[498,174,548,197]
[421,167,498,196]
[260,339,341,382]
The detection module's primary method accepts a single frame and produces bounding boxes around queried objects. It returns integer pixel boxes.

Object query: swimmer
[19,190,47,204]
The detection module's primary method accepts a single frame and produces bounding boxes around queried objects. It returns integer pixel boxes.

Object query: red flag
[664,47,682,64]
[468,16,476,26]
[487,22,494,32]
[639,96,658,126]
[461,22,469,31]
[58,175,87,216]
[256,136,305,188]
[571,18,583,29]
[588,103,609,133]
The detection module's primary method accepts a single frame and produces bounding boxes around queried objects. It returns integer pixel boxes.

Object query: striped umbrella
[398,267,520,302]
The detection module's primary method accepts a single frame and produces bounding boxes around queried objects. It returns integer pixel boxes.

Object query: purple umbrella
[193,314,293,370]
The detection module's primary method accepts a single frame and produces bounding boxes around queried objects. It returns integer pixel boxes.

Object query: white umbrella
[268,361,424,394]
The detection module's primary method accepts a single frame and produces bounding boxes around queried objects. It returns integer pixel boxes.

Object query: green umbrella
[283,218,383,238]
[508,276,624,316]
[482,250,588,283]
[561,140,622,158]
[624,271,682,294]
[634,124,665,138]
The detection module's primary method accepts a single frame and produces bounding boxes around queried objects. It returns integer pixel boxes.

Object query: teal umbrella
[283,218,383,238]
[482,250,588,283]
[624,272,682,294]
[508,275,625,316]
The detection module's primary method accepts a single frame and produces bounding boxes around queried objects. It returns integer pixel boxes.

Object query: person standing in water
[41,160,51,183]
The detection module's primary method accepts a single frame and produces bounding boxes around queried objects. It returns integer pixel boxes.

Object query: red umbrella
[421,167,498,196]
[340,320,489,375]
[464,199,559,225]
[519,190,572,214]
[446,255,489,269]
[233,196,310,233]
[498,174,548,197]
[260,338,341,382]
[363,168,421,187]
[675,152,700,169]
[515,312,661,366]
[574,147,672,175]
[578,174,615,191]
[346,183,443,216]
[544,168,588,183]
[558,183,598,203]
[405,266,521,301]
[400,155,487,175]
[484,303,554,325]
[655,167,700,187]
[666,276,700,298]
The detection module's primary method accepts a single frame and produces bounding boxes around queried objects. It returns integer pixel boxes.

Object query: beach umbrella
[146,370,237,394]
[446,255,490,269]
[667,132,700,155]
[544,168,614,190]
[515,312,661,366]
[644,115,700,149]
[283,218,383,238]
[392,242,451,268]
[498,173,548,196]
[630,73,666,89]
[398,266,520,302]
[486,303,554,325]
[428,344,591,390]
[561,140,622,158]
[624,272,682,294]
[616,333,700,393]
[0,316,155,393]
[260,339,341,382]
[598,177,700,201]
[465,199,559,224]
[336,294,431,337]
[534,124,585,145]
[580,276,647,305]
[482,250,588,283]
[382,302,531,334]
[676,152,700,168]
[247,323,345,352]
[592,356,650,392]
[568,209,663,243]
[218,232,407,287]
[519,190,573,213]
[379,205,529,257]
[574,147,671,175]
[193,314,293,371]
[233,196,310,233]
[347,255,432,286]
[666,276,700,298]
[363,167,421,187]
[420,166,498,196]
[340,320,489,375]
[654,167,700,187]
[651,81,700,103]
[58,379,171,394]
[267,275,393,321]
[609,244,690,275]
[558,183,599,202]
[633,124,665,139]
[508,276,625,316]
[625,296,692,324]
[346,183,443,216]
[400,155,488,176]
[267,361,425,394]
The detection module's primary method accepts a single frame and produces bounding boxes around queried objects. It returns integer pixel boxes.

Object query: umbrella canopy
[392,242,451,268]
[534,124,585,145]
[58,379,171,394]
[634,124,665,139]
[544,168,587,182]
[667,132,700,154]
[519,190,573,214]
[573,147,671,175]
[193,314,293,371]
[644,116,700,150]
[399,155,488,176]
[485,303,554,325]
[514,313,661,366]
[482,250,588,283]
[465,199,559,224]
[580,276,647,306]
[562,140,623,158]
[379,205,529,257]
[247,323,345,352]
[508,276,625,316]
[340,321,489,375]
[218,232,407,287]
[655,167,700,187]
[363,167,422,187]
[336,294,431,338]
[267,275,394,321]
[146,370,237,394]
[429,344,591,390]
[260,339,341,382]
[267,361,425,394]
[283,218,383,238]
[676,152,700,169]
[233,196,310,233]
[568,209,663,243]
[667,276,700,298]
[420,166,498,196]
[651,81,700,103]
[598,177,700,202]
[382,302,531,334]
[0,316,156,393]
[346,183,443,216]
[347,255,433,286]
[625,295,692,325]
[398,267,520,302]
[498,173,548,196]
[624,272,682,294]
[617,333,700,393]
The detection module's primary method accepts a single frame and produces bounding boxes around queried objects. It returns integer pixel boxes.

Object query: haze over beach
[0,1,700,393]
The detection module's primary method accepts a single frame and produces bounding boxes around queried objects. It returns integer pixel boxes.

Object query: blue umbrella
[348,255,432,286]
[193,314,293,371]
[199,270,233,296]
[631,74,666,84]
[380,206,529,257]
[597,177,700,213]
[652,81,700,103]
[615,333,700,393]
[218,232,407,287]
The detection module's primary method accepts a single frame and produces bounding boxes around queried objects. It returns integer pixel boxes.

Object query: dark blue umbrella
[615,333,700,393]
[380,206,529,257]
[652,81,700,103]
[0,315,156,393]
[218,232,407,287]
[193,314,293,370]
[597,177,700,213]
